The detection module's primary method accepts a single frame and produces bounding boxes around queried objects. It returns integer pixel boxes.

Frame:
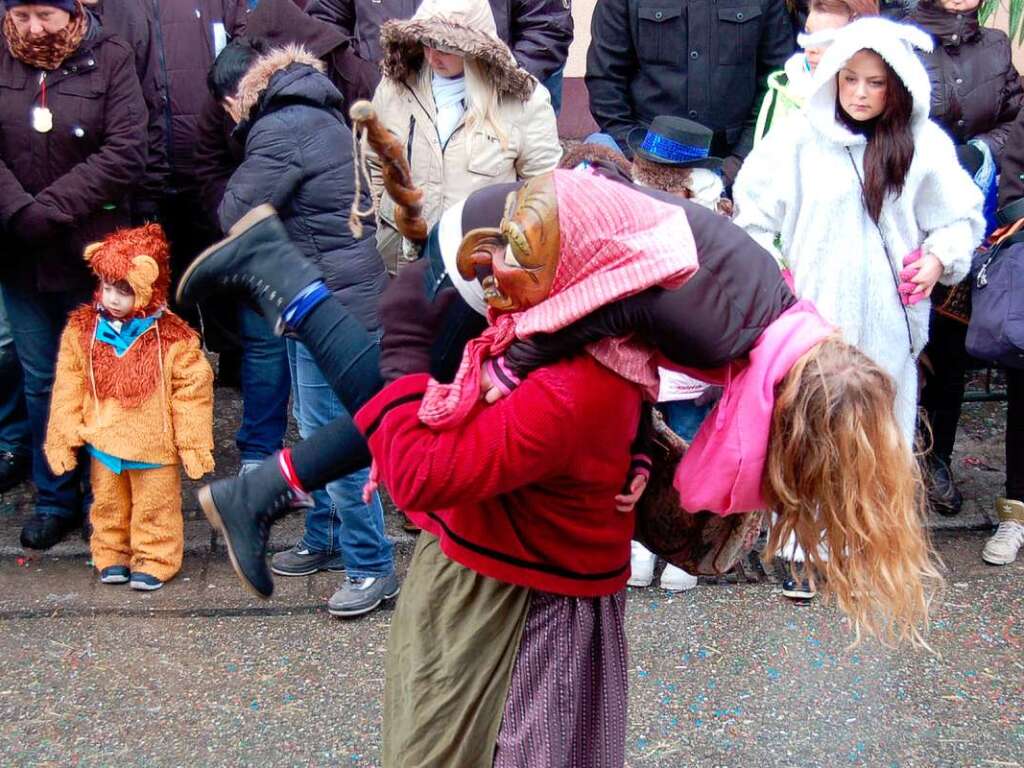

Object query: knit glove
[11,201,72,243]
[44,442,78,475]
[179,449,215,480]
[898,248,927,306]
[379,258,457,383]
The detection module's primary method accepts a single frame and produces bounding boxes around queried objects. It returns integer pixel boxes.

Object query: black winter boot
[198,454,293,598]
[927,455,963,517]
[175,204,324,335]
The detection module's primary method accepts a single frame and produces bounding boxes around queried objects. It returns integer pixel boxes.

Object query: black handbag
[965,228,1024,369]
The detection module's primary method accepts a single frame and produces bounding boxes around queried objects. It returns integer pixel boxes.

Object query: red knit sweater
[354,357,642,597]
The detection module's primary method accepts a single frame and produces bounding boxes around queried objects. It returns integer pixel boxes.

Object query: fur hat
[379,0,534,102]
[83,224,171,317]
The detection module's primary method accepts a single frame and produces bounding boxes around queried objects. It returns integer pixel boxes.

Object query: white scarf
[432,72,466,146]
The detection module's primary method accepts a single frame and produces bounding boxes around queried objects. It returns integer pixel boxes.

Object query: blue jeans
[540,67,564,115]
[287,339,393,578]
[1,283,89,519]
[0,292,30,457]
[236,303,290,462]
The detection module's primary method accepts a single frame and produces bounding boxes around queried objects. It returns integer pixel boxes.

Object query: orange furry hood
[85,224,171,317]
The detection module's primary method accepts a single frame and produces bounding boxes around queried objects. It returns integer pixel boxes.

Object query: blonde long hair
[763,335,941,647]
[462,58,511,154]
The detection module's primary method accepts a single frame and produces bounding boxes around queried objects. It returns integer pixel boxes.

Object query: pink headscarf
[418,168,701,429]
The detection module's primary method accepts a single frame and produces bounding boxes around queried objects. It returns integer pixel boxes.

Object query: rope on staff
[349,119,378,239]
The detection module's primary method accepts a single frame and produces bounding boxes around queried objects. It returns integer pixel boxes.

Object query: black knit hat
[3,0,78,13]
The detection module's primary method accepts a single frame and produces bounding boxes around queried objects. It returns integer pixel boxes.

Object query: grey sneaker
[271,544,346,577]
[327,573,400,618]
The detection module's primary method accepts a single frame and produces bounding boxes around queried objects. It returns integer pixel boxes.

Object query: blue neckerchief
[94,311,160,357]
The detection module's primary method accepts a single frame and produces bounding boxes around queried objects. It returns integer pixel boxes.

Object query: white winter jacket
[367,0,561,274]
[734,18,985,442]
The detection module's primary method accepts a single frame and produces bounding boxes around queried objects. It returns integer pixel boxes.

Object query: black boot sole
[175,203,279,308]
[198,485,272,599]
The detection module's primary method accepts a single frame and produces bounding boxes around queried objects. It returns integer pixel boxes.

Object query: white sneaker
[983,500,1024,565]
[659,563,698,592]
[628,541,656,587]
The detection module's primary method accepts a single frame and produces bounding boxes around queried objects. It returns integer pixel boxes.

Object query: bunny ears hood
[806,17,934,145]
[84,224,171,317]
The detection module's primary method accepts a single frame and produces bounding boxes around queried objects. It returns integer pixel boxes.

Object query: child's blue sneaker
[129,572,164,591]
[99,565,130,584]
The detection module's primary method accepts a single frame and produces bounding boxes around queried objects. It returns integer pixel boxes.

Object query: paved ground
[0,381,1019,767]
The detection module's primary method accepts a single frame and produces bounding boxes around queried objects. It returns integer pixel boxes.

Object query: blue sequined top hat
[629,116,724,170]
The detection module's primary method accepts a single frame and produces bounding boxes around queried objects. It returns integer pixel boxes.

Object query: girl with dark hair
[734,18,984,449]
[735,18,983,598]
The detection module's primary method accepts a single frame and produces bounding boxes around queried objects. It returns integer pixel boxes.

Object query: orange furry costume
[44,225,215,582]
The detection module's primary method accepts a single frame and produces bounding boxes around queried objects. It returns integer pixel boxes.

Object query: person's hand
[379,258,457,382]
[180,449,215,479]
[44,443,78,475]
[900,249,943,304]
[615,473,649,513]
[479,356,520,404]
[11,202,71,243]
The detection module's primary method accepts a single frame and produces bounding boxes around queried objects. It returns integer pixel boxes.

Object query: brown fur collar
[379,18,534,103]
[69,306,198,410]
[236,44,325,123]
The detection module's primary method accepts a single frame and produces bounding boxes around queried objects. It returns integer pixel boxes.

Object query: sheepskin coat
[733,18,985,443]
[368,0,561,274]
[220,46,387,333]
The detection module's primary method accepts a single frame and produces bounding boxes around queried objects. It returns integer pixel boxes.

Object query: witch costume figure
[176,175,942,765]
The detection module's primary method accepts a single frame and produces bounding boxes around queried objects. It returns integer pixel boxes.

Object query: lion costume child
[44,225,215,590]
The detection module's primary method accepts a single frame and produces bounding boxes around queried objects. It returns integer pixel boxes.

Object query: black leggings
[283,288,485,492]
[1007,367,1023,501]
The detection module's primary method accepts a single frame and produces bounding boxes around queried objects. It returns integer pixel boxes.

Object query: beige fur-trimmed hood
[379,0,534,102]
[235,44,326,123]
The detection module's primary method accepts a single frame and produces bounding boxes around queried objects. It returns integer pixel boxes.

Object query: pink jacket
[670,300,834,516]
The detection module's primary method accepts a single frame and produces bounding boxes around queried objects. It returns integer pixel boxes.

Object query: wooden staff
[348,100,428,243]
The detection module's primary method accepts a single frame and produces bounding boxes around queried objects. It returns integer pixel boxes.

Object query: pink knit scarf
[418,169,701,429]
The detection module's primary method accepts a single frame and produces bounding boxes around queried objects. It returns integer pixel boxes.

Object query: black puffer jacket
[912,2,1023,161]
[218,48,386,332]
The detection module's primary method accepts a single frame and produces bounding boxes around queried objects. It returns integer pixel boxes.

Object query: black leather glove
[955,143,984,177]
[379,258,457,383]
[11,202,71,243]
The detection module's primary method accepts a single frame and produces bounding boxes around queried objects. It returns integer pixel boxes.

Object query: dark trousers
[1007,367,1023,501]
[1,283,90,519]
[0,292,30,458]
[919,310,969,464]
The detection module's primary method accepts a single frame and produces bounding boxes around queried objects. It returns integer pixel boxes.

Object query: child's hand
[180,449,215,480]
[44,443,77,475]
[615,473,649,513]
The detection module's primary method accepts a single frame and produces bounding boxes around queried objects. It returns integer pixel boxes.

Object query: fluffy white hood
[805,17,934,145]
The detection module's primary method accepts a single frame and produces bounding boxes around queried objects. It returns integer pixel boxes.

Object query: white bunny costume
[733,17,985,445]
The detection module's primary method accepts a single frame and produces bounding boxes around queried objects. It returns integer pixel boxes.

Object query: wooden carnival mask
[455,174,560,313]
